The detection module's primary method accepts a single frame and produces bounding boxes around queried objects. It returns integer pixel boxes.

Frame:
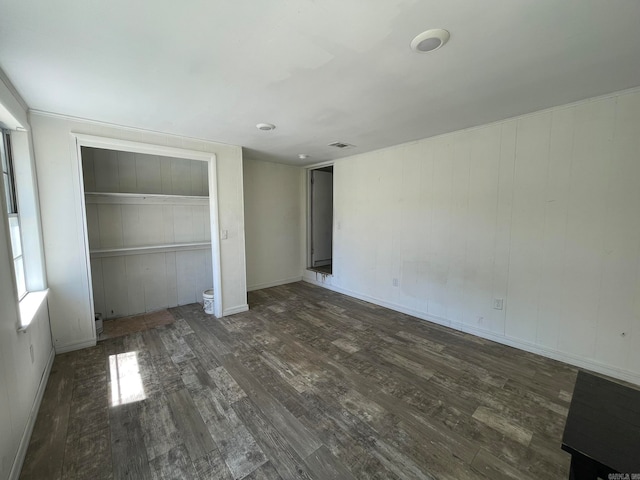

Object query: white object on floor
[95,313,104,335]
[203,289,214,315]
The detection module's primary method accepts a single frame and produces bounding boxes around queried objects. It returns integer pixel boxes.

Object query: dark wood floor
[20,281,578,480]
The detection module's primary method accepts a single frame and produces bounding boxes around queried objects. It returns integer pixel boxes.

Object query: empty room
[1,1,639,479]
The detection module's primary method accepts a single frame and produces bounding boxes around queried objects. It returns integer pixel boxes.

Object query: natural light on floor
[109,351,146,406]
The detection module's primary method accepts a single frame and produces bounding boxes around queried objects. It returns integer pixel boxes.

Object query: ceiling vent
[328,142,355,149]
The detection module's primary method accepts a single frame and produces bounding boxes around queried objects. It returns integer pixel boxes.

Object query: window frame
[1,129,27,300]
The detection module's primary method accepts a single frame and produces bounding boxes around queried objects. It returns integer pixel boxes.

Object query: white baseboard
[302,278,640,386]
[247,276,303,292]
[223,304,249,316]
[9,346,56,480]
[54,338,96,354]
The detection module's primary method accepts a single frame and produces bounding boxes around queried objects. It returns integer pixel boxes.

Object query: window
[1,130,26,299]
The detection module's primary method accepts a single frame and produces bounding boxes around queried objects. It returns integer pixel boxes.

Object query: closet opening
[73,135,222,339]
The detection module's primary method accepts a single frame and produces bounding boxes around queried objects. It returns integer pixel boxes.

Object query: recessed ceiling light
[256,123,276,131]
[410,29,450,53]
[298,154,310,160]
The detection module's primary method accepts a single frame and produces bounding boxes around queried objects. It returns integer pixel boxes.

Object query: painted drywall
[82,147,213,319]
[0,192,53,480]
[0,73,53,480]
[243,158,304,290]
[30,112,248,352]
[304,88,640,384]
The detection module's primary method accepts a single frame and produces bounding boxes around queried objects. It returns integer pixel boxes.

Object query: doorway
[309,165,333,275]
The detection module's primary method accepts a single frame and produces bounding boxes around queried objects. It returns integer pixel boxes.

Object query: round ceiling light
[256,123,276,131]
[410,29,450,53]
[298,154,309,160]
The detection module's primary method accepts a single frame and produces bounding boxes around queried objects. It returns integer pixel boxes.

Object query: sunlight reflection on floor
[109,351,146,406]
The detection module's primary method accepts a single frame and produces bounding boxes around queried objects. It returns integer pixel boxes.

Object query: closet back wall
[82,147,213,319]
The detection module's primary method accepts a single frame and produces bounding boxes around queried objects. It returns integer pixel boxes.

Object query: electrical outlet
[493,298,504,310]
[221,229,228,240]
[392,278,399,287]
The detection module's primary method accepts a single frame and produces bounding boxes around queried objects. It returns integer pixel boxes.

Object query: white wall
[243,158,304,290]
[30,112,248,352]
[304,88,640,385]
[0,71,53,480]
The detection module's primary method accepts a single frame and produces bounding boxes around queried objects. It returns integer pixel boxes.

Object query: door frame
[71,134,223,340]
[306,161,334,271]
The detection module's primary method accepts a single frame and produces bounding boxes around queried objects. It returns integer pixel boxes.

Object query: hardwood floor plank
[223,357,323,459]
[297,390,401,480]
[178,358,219,392]
[173,317,196,337]
[74,344,108,381]
[178,360,268,480]
[139,394,183,461]
[189,385,268,479]
[67,377,109,438]
[181,313,231,362]
[72,370,108,401]
[150,350,184,395]
[182,332,223,371]
[148,444,199,480]
[330,338,361,354]
[123,331,147,353]
[110,402,153,480]
[366,436,435,480]
[243,461,284,480]
[208,365,247,404]
[472,406,534,446]
[63,426,113,480]
[19,353,76,480]
[377,348,435,381]
[192,449,234,480]
[166,389,217,460]
[303,370,479,479]
[141,328,170,357]
[232,396,317,480]
[471,448,536,480]
[304,445,356,480]
[240,351,311,419]
[158,327,196,364]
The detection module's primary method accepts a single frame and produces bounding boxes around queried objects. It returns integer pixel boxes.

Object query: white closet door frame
[71,133,223,339]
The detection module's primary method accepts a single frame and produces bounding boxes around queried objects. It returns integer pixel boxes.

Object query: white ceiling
[1,0,640,165]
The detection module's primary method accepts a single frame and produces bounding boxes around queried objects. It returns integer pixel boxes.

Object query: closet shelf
[90,242,212,258]
[85,192,209,205]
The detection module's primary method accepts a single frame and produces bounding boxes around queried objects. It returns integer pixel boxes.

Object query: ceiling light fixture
[256,123,276,131]
[410,29,450,53]
[298,154,310,160]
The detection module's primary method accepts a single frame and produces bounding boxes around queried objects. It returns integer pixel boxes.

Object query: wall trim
[247,276,303,292]
[29,109,238,148]
[223,304,249,316]
[9,346,55,480]
[55,338,96,354]
[302,277,640,386]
